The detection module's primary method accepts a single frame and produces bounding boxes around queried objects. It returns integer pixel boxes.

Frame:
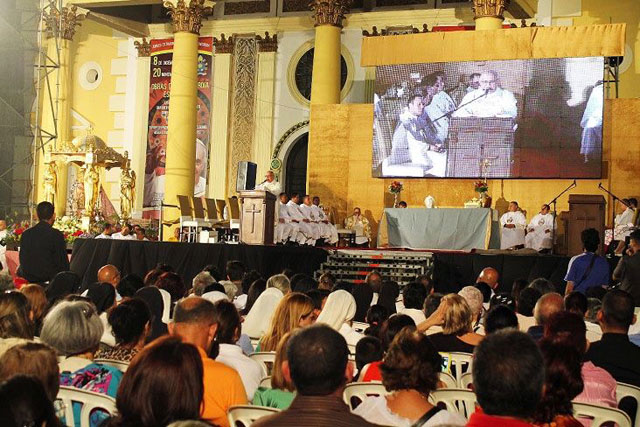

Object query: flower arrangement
[54,216,89,245]
[474,180,488,194]
[4,222,29,247]
[388,181,404,194]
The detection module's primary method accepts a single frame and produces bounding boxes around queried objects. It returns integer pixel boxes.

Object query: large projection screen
[372,57,605,179]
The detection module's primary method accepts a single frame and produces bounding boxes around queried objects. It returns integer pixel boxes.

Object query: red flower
[14,228,24,236]
[73,230,83,237]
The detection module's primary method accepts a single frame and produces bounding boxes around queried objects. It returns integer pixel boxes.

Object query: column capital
[134,38,151,57]
[256,32,277,53]
[472,0,510,20]
[43,4,87,40]
[310,0,351,28]
[213,33,234,54]
[163,0,214,35]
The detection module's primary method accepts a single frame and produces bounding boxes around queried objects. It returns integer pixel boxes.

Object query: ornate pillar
[253,33,278,181]
[132,38,151,212]
[473,0,509,30]
[162,0,212,233]
[39,4,85,216]
[309,0,350,105]
[208,34,233,199]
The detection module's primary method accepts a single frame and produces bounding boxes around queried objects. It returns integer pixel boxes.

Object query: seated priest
[275,193,299,245]
[255,170,282,196]
[286,193,316,246]
[309,196,338,245]
[500,201,527,250]
[299,195,322,245]
[344,207,371,247]
[525,204,556,253]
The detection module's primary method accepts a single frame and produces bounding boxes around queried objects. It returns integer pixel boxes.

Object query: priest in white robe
[255,170,282,196]
[275,193,297,244]
[525,204,556,252]
[500,201,527,249]
[453,71,517,119]
[286,194,315,245]
[312,196,339,245]
[299,195,321,243]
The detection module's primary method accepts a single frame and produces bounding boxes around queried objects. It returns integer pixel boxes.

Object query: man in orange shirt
[169,297,247,426]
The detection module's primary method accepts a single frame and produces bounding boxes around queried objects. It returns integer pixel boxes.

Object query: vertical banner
[143,37,213,216]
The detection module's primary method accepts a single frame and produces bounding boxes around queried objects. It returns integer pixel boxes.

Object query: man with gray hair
[0,272,14,292]
[527,292,564,341]
[453,70,517,118]
[459,286,484,331]
[192,271,215,296]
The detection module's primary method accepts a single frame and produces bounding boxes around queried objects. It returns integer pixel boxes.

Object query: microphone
[259,179,267,185]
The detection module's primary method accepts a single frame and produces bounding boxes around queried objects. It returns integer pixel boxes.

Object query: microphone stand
[431,89,490,124]
[546,180,576,255]
[598,182,631,250]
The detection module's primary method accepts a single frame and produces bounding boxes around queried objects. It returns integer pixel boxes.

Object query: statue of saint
[43,162,57,205]
[120,164,136,221]
[84,165,100,218]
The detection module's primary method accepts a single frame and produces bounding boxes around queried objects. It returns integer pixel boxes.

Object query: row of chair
[170,195,241,242]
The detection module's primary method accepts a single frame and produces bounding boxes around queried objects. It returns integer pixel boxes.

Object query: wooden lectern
[238,190,276,245]
[567,194,606,256]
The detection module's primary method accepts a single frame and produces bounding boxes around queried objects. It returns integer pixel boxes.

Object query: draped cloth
[243,287,284,339]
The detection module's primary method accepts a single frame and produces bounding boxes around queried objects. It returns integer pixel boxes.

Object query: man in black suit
[18,201,69,283]
[585,289,640,387]
[613,230,640,306]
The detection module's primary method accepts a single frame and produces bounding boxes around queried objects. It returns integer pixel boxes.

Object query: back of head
[352,284,374,322]
[318,272,335,291]
[365,304,389,329]
[474,282,492,303]
[485,305,518,334]
[241,270,262,295]
[415,274,434,294]
[117,274,145,298]
[287,324,349,395]
[529,278,556,296]
[108,298,152,346]
[0,375,59,427]
[543,311,587,354]
[0,342,59,401]
[41,300,103,356]
[511,278,529,301]
[202,264,222,282]
[402,282,427,310]
[305,289,329,312]
[381,327,441,396]
[442,293,473,335]
[564,291,588,317]
[173,297,216,326]
[191,271,215,296]
[244,279,266,314]
[423,293,443,317]
[0,272,14,292]
[380,314,415,351]
[332,281,353,294]
[316,289,356,330]
[267,274,291,294]
[36,201,54,222]
[601,289,635,331]
[458,286,483,319]
[86,282,116,313]
[19,284,47,324]
[114,336,204,427]
[226,260,246,282]
[473,330,544,419]
[517,287,541,317]
[0,291,33,339]
[477,267,499,290]
[581,228,600,252]
[533,293,564,327]
[262,292,315,351]
[155,272,186,302]
[213,300,241,344]
[355,335,383,372]
[46,271,81,306]
[291,275,317,293]
[585,298,602,323]
[378,281,400,314]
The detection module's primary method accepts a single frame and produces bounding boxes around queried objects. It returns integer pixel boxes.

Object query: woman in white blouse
[316,289,363,346]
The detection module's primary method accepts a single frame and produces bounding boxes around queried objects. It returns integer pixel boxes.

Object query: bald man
[527,292,564,341]
[98,264,121,287]
[477,267,499,291]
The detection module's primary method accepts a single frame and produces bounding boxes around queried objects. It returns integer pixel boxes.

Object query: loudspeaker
[236,161,257,192]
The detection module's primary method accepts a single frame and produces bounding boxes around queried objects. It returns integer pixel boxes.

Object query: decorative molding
[310,0,351,28]
[213,33,234,54]
[362,24,428,36]
[134,38,151,57]
[472,0,510,20]
[163,0,213,35]
[256,32,278,52]
[272,120,309,160]
[223,0,271,15]
[43,3,87,40]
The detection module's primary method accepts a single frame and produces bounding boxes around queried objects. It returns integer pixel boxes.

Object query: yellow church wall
[309,99,639,246]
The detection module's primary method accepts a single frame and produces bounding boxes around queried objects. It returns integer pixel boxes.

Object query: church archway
[284,132,308,197]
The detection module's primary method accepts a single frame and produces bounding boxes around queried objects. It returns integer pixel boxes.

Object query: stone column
[162,0,212,233]
[253,32,278,180]
[309,0,351,105]
[132,38,151,212]
[473,0,509,30]
[208,34,233,199]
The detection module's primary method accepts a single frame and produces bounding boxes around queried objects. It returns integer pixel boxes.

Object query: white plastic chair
[440,352,473,387]
[227,405,280,427]
[459,372,474,390]
[249,351,276,377]
[57,386,117,427]
[429,388,477,419]
[572,401,631,427]
[343,382,388,411]
[616,382,640,427]
[438,371,457,389]
[94,358,129,372]
[259,376,272,388]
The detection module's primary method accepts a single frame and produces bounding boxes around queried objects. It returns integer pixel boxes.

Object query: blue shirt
[564,252,610,293]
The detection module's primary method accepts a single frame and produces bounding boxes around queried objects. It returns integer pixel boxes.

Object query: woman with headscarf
[134,286,169,342]
[86,283,117,347]
[45,271,81,309]
[352,284,373,323]
[242,287,284,339]
[316,289,363,346]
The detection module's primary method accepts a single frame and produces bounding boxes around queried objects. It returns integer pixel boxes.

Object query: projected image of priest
[423,72,456,145]
[580,81,603,163]
[387,94,439,169]
[453,70,517,118]
[194,139,207,197]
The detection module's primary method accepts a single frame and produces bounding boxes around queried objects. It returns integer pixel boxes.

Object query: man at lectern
[453,71,517,119]
[255,170,282,196]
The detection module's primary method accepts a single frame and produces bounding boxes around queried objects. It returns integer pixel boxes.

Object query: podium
[447,117,515,177]
[567,194,606,256]
[238,190,276,245]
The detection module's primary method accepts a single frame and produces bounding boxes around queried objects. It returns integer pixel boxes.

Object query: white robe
[426,91,456,144]
[299,203,321,241]
[614,207,635,240]
[255,180,282,197]
[0,229,7,270]
[500,211,527,249]
[453,87,518,119]
[525,213,556,251]
[312,204,338,244]
[286,200,314,245]
[275,201,297,243]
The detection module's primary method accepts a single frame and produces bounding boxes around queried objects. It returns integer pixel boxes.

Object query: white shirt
[234,293,247,311]
[95,233,111,239]
[398,308,426,325]
[299,204,316,221]
[353,395,466,427]
[614,208,635,240]
[426,90,456,143]
[215,343,264,401]
[286,201,305,221]
[500,211,527,249]
[99,312,116,347]
[454,87,517,118]
[111,232,135,240]
[194,176,206,197]
[525,213,556,251]
[516,313,536,332]
[255,180,282,197]
[338,323,364,347]
[311,205,328,222]
[278,201,291,223]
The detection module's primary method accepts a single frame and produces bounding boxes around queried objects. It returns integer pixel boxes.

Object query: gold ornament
[164,0,213,35]
[309,0,351,28]
[119,155,136,222]
[43,162,58,205]
[472,0,510,20]
[42,3,86,40]
[83,165,100,218]
[134,38,151,57]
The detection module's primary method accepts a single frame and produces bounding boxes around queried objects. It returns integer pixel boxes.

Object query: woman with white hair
[316,289,363,346]
[458,286,484,334]
[40,300,123,427]
[243,274,290,339]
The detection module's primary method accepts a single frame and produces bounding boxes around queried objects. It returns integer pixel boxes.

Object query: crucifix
[244,203,262,233]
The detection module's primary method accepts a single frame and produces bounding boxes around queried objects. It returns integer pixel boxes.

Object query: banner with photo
[143,37,213,216]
